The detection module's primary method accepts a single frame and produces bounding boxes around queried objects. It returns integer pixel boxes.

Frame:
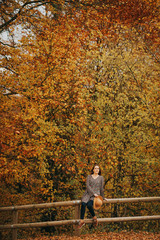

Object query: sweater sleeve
[100,176,105,199]
[86,175,95,197]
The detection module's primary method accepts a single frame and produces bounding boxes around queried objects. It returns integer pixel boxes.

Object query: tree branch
[0,41,17,48]
[0,66,19,75]
[0,1,55,33]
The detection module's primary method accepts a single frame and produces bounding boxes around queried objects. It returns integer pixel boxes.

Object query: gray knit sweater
[81,175,105,203]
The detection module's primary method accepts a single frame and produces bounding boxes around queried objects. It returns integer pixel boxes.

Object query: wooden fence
[0,197,160,240]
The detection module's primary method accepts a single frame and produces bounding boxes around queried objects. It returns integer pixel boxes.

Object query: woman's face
[93,165,100,174]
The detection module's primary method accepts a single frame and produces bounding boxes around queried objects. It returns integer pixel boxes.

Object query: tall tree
[0,0,159,235]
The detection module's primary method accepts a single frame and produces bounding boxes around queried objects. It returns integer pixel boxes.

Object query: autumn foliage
[0,0,159,238]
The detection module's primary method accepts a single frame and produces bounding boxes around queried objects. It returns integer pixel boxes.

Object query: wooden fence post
[74,204,80,236]
[12,210,18,240]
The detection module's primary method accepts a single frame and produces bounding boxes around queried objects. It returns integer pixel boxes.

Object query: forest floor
[21,231,160,240]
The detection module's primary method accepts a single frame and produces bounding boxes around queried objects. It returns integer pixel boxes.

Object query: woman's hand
[94,194,99,197]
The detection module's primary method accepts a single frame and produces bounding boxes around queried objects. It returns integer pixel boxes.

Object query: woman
[78,164,107,229]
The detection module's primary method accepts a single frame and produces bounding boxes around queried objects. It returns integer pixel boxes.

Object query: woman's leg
[87,200,98,227]
[80,202,87,219]
[86,200,95,217]
[78,202,86,229]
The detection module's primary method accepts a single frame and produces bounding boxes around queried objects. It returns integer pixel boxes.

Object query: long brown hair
[91,164,101,175]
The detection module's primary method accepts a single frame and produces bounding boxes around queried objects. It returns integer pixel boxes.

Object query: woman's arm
[100,176,105,199]
[86,175,95,197]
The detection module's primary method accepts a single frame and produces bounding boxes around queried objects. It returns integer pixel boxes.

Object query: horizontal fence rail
[0,200,81,211]
[0,197,160,240]
[1,197,160,211]
[0,215,160,230]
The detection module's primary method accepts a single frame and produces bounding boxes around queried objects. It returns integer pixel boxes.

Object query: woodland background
[0,0,159,239]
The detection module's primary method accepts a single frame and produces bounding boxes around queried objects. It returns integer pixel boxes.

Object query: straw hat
[93,196,103,210]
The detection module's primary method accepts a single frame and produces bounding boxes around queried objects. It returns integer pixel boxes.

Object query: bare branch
[0,1,55,33]
[0,41,17,48]
[0,66,19,75]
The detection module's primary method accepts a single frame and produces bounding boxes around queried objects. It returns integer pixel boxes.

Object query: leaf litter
[21,231,160,240]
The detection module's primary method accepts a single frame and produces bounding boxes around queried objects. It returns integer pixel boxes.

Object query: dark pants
[80,200,95,219]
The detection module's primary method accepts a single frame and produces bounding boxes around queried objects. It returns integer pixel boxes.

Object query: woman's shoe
[93,216,98,227]
[78,220,85,229]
